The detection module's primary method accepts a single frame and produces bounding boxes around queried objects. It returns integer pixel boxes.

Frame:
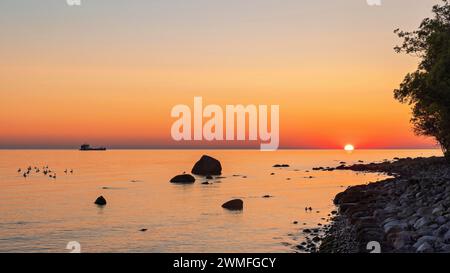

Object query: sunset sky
[0,0,441,149]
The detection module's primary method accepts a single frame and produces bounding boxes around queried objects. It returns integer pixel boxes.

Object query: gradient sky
[0,0,442,149]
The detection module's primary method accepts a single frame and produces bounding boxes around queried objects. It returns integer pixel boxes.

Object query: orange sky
[0,0,440,149]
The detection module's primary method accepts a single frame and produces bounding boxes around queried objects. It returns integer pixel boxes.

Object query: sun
[344,144,355,151]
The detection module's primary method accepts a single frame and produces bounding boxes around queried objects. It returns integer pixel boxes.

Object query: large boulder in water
[94,196,107,206]
[170,174,195,184]
[221,199,243,211]
[191,155,222,176]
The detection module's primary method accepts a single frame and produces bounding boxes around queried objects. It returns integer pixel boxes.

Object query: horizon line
[0,147,441,151]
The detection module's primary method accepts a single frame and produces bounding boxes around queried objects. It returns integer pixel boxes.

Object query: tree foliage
[394,0,450,158]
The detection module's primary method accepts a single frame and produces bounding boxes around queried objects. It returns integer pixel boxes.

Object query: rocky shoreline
[319,156,450,253]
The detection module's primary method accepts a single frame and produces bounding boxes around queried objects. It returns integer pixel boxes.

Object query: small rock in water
[140,228,148,232]
[293,221,298,225]
[221,199,243,211]
[273,164,290,168]
[94,196,107,206]
[170,174,196,184]
[262,195,273,198]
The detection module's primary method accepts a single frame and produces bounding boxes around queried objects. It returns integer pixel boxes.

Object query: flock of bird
[18,166,74,179]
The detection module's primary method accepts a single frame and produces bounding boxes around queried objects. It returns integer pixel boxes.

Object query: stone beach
[319,156,450,253]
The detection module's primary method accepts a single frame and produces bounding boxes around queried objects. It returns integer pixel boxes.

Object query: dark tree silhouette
[394,0,450,158]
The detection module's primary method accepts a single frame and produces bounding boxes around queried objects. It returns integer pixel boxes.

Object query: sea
[0,149,441,253]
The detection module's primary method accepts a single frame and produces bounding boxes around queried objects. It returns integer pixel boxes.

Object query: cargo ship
[79,144,107,151]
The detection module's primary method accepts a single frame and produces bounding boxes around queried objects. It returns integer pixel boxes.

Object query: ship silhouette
[79,144,107,151]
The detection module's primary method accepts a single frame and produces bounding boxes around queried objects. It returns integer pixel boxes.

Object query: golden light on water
[344,144,355,151]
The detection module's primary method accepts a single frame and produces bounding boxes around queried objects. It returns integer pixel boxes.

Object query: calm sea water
[0,149,442,253]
